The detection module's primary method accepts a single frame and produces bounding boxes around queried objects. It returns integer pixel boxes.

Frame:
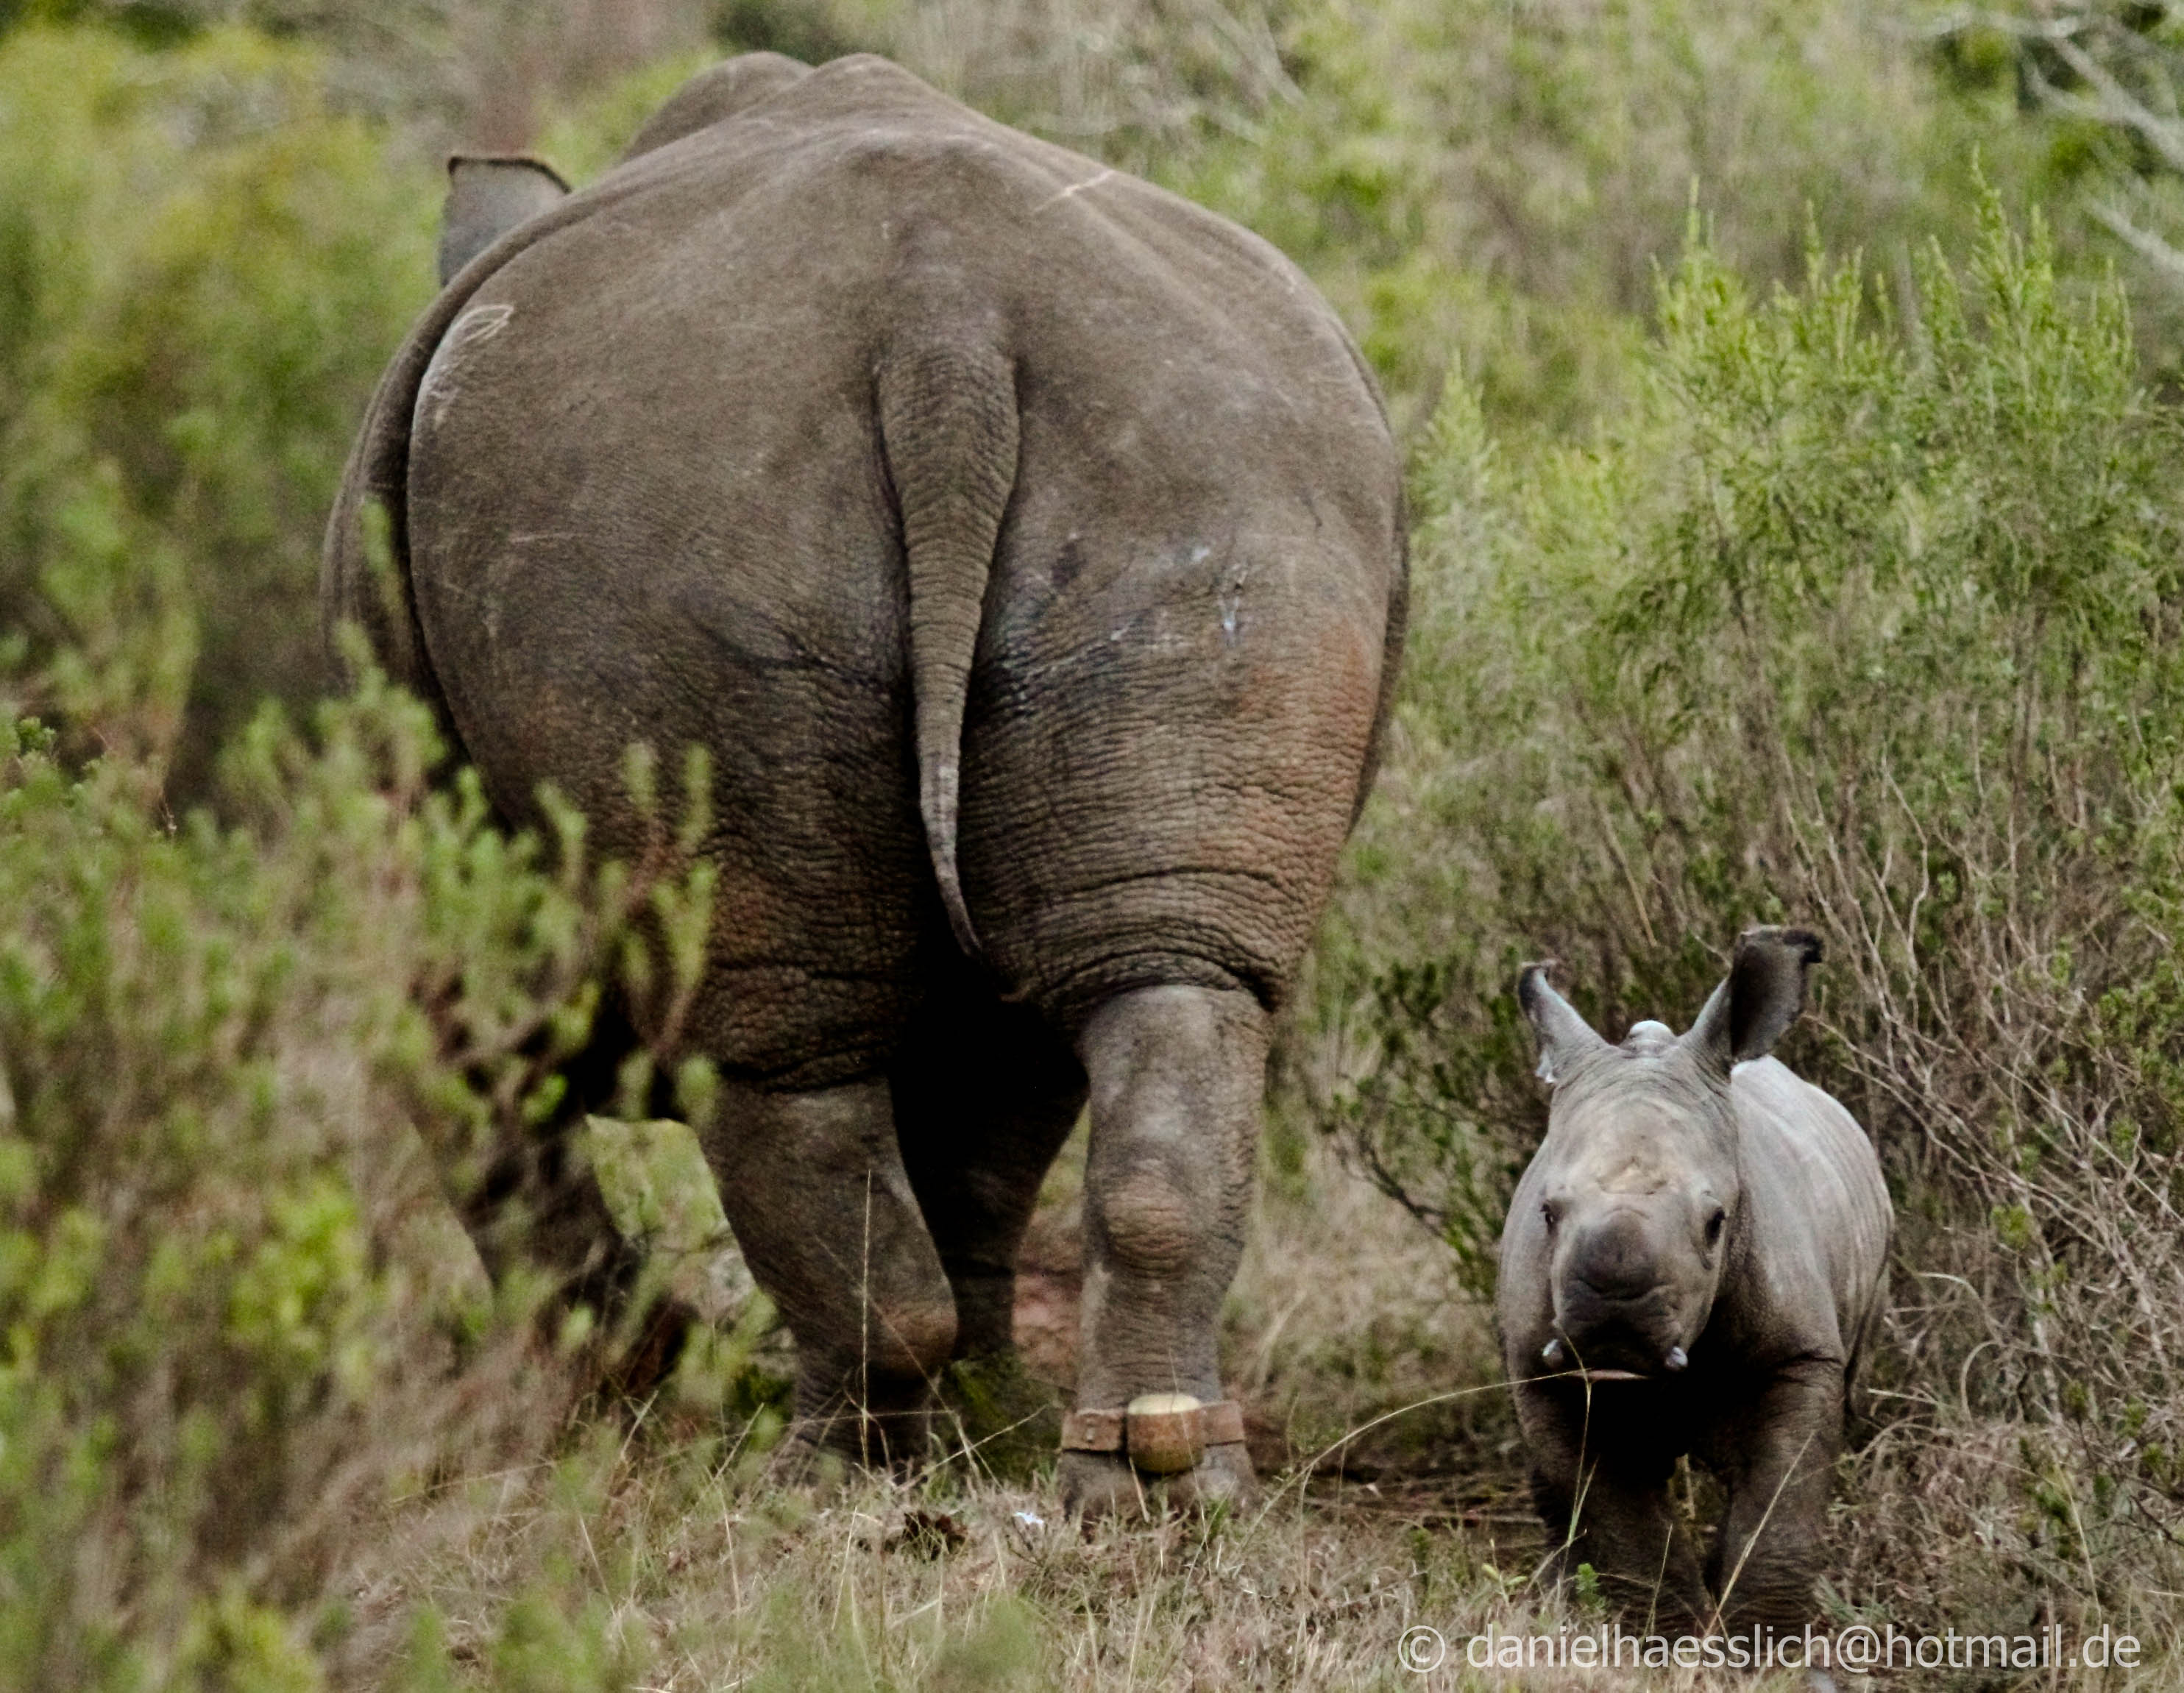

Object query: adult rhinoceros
[325,52,1405,1513]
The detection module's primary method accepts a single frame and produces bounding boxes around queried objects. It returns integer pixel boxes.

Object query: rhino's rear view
[324,52,1406,1515]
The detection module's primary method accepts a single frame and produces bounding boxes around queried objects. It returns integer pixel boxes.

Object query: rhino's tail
[876,336,1020,962]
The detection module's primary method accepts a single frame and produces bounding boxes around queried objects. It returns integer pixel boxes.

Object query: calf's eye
[1705,1207,1726,1248]
[1542,1201,1561,1230]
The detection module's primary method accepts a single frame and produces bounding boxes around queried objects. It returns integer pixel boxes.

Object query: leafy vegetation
[0,26,435,798]
[3,1,2184,1687]
[1326,195,2184,1647]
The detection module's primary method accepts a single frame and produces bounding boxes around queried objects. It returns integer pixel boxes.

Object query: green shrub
[1929,2,2184,387]
[1331,195,2184,1632]
[1051,0,2038,433]
[0,25,436,801]
[0,664,732,1688]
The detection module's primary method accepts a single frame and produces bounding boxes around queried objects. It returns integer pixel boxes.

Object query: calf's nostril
[1568,1211,1659,1297]
[1574,1268,1656,1300]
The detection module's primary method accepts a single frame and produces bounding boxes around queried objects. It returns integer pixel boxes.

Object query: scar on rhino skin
[417,303,516,430]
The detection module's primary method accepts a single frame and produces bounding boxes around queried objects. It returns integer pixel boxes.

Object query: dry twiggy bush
[1326,195,2184,1660]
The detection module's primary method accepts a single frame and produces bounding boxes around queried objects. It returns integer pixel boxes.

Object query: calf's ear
[1517,961,1611,1085]
[1683,926,1823,1069]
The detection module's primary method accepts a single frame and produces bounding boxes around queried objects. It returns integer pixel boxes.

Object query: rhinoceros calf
[324,52,1405,1513]
[1497,928,1890,1633]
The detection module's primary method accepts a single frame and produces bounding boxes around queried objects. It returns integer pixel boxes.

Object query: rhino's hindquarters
[363,54,1403,1488]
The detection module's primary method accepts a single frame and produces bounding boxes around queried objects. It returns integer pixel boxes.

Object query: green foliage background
[0,27,435,795]
[4,0,2184,1685]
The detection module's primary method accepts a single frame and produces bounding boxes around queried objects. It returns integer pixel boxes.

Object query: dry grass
[319,1122,1530,1689]
[311,1118,2177,1689]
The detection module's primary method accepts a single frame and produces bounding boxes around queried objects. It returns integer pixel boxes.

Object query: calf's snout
[1564,1209,1661,1299]
[1550,1211,1694,1374]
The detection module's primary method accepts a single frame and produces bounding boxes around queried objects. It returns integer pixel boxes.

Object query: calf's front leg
[1703,1360,1846,1636]
[1517,1385,1712,1630]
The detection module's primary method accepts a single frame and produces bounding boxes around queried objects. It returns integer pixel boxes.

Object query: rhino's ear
[439,155,570,288]
[1683,926,1823,1070]
[1518,961,1611,1086]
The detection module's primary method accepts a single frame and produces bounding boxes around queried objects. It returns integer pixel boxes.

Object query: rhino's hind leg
[892,982,1086,1361]
[432,999,648,1341]
[1058,984,1266,1518]
[698,1075,958,1463]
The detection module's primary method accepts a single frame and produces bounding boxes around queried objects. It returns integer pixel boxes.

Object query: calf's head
[1516,927,1822,1380]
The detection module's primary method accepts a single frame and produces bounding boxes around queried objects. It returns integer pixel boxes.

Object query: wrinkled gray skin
[1497,929,1890,1635]
[324,52,1405,1515]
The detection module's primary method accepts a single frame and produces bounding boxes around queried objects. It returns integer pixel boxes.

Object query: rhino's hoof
[760,1432,848,1494]
[768,1402,940,1482]
[1058,1442,1255,1522]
